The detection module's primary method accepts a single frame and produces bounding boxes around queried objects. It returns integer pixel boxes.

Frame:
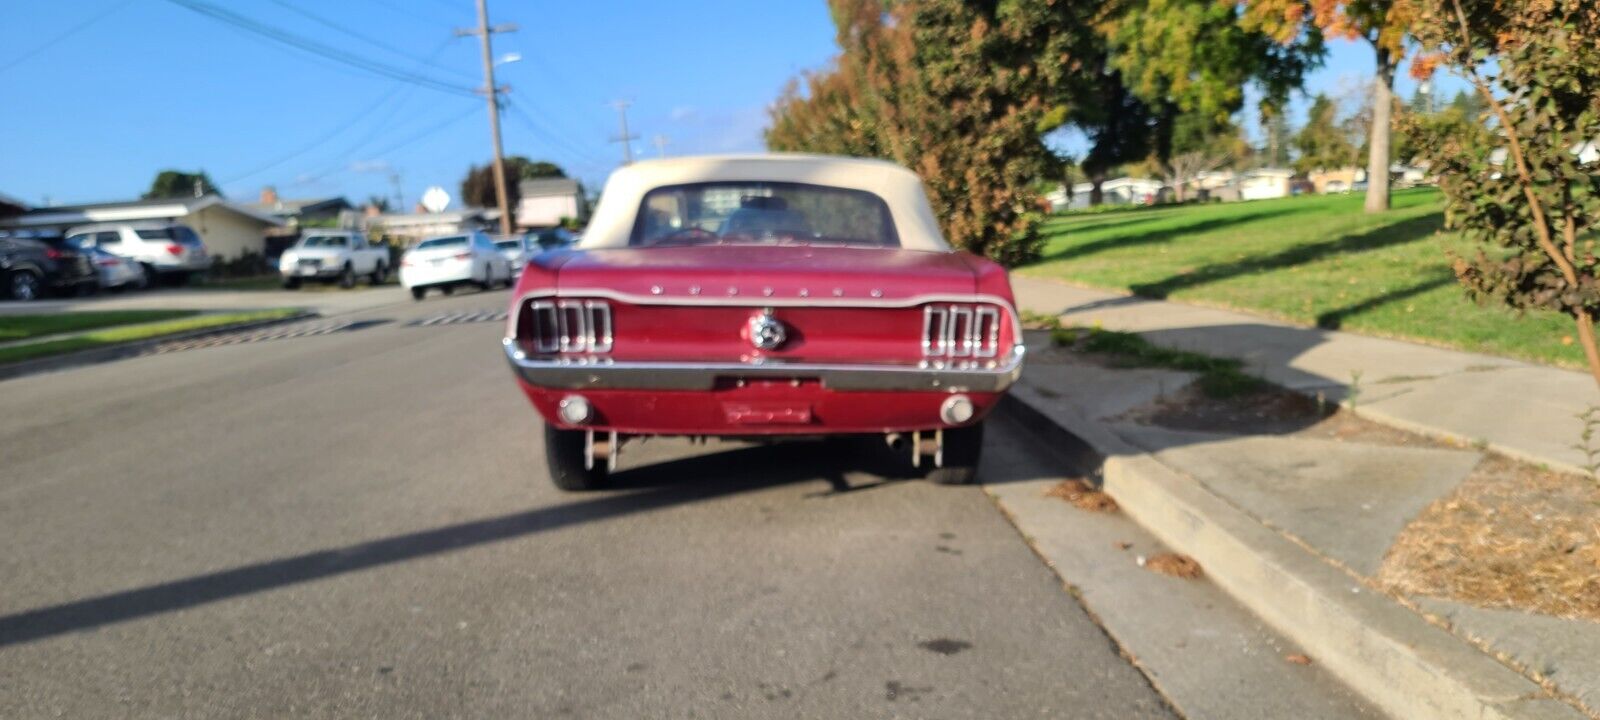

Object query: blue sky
[0,1,1460,208]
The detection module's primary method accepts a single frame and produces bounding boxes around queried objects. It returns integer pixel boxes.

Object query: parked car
[277,231,389,289]
[529,227,579,251]
[503,155,1024,490]
[64,222,209,285]
[399,231,513,301]
[493,235,531,273]
[81,245,148,291]
[0,234,98,300]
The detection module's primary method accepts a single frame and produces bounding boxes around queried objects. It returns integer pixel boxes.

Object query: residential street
[0,288,1187,719]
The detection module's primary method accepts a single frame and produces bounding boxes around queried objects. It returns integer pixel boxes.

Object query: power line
[161,0,478,98]
[502,100,611,167]
[263,0,477,83]
[293,104,481,187]
[221,38,460,187]
[0,0,134,74]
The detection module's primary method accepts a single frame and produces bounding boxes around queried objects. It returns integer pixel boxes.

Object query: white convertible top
[577,154,951,251]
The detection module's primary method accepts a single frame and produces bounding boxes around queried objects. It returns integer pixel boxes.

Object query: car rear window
[417,236,469,250]
[630,181,899,248]
[495,240,521,250]
[135,228,174,241]
[301,235,348,248]
[135,226,203,245]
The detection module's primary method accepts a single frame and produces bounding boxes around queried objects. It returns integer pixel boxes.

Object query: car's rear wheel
[370,263,388,285]
[410,286,426,301]
[338,264,356,289]
[477,263,494,291]
[283,277,301,290]
[923,423,984,485]
[7,270,41,301]
[441,284,454,296]
[544,424,608,491]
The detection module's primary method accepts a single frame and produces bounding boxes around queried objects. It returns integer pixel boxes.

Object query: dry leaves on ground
[1045,479,1119,512]
[1285,653,1313,665]
[1377,456,1600,621]
[1142,552,1204,579]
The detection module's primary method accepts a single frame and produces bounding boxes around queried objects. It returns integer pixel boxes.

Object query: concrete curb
[0,311,318,383]
[1000,391,1589,720]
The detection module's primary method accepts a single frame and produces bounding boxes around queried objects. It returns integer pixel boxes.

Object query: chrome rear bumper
[502,338,1024,393]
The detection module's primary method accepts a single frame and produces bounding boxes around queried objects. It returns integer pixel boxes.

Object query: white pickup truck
[278,231,389,289]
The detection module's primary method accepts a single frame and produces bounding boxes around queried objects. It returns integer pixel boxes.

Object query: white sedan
[399,231,513,301]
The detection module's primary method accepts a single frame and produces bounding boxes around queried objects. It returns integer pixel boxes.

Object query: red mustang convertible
[504,154,1024,490]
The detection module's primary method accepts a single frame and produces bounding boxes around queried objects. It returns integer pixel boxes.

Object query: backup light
[940,394,975,425]
[558,395,593,424]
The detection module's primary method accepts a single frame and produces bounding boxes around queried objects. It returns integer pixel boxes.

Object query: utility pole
[651,134,670,158]
[610,100,639,165]
[456,0,517,235]
[389,171,404,213]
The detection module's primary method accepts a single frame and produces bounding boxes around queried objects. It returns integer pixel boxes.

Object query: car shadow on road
[0,441,899,648]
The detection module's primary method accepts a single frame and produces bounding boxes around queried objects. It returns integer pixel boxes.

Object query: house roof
[0,195,285,229]
[243,196,352,216]
[518,177,581,197]
[0,191,29,214]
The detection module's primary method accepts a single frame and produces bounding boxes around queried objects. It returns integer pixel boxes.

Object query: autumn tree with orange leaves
[1241,0,1417,213]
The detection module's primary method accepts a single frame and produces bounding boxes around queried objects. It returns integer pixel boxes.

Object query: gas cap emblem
[748,309,787,351]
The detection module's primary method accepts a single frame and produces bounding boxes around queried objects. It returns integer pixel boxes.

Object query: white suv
[65,222,210,283]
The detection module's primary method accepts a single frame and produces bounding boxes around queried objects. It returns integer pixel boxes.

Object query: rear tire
[338,264,355,289]
[410,286,426,301]
[477,264,494,291]
[370,263,388,285]
[544,424,608,491]
[283,277,301,290]
[924,423,984,485]
[6,270,41,301]
[441,284,454,296]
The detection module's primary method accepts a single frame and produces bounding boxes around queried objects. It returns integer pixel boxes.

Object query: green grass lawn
[0,309,300,365]
[0,310,200,342]
[1021,189,1585,368]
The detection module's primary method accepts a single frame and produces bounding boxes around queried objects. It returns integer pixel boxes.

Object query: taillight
[44,247,65,260]
[923,304,1002,358]
[165,244,184,256]
[453,252,472,260]
[520,299,612,354]
[96,257,118,267]
[401,256,413,266]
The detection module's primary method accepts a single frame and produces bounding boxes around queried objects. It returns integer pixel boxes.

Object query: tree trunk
[1365,47,1395,214]
[1090,176,1105,206]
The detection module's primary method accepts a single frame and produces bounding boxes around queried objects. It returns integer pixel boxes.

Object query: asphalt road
[0,286,1179,719]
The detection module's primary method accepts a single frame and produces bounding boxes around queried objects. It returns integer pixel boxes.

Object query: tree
[144,170,221,199]
[1096,0,1322,181]
[365,195,391,213]
[1242,0,1418,213]
[1405,0,1600,387]
[1164,111,1250,200]
[769,0,1103,265]
[460,156,567,224]
[1261,107,1294,167]
[1293,93,1360,172]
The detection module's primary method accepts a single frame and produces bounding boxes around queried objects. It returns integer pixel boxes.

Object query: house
[516,178,585,229]
[1238,168,1295,201]
[363,208,501,246]
[1307,167,1365,194]
[0,195,283,259]
[244,187,353,228]
[1066,177,1165,209]
[0,192,28,218]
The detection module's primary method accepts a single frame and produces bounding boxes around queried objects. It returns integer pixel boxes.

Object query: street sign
[421,186,450,213]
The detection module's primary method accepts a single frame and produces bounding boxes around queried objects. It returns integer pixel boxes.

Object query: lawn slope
[1022,189,1582,368]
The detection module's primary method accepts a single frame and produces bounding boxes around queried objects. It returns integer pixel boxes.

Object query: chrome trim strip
[502,338,1024,393]
[509,288,1027,343]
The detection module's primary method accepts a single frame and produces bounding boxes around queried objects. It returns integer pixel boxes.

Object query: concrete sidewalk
[1013,276,1600,476]
[1007,333,1600,719]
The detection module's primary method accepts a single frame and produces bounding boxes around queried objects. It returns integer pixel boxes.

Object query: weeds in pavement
[1141,553,1203,579]
[1571,406,1600,481]
[1021,309,1062,330]
[1055,326,1265,399]
[1347,370,1364,411]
